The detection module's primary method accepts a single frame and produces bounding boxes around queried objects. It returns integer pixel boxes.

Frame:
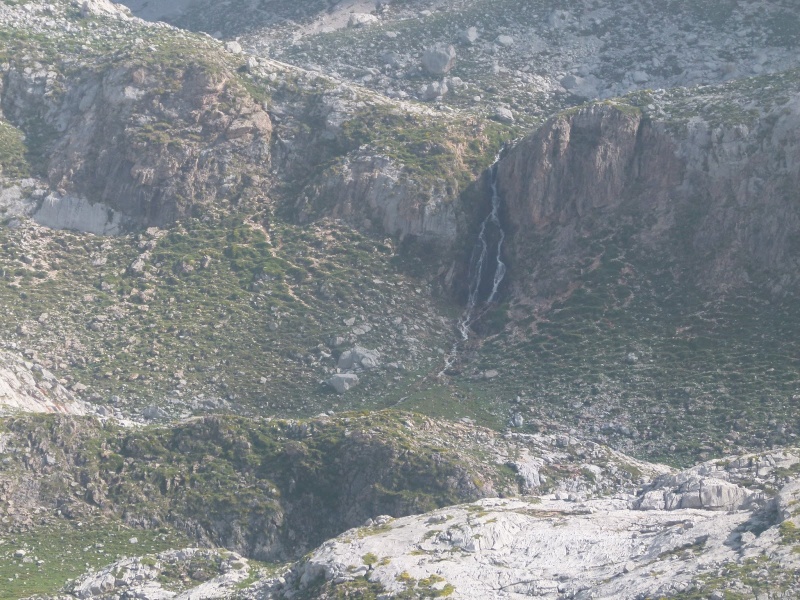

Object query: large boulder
[421,44,456,76]
[328,373,360,394]
[699,479,750,511]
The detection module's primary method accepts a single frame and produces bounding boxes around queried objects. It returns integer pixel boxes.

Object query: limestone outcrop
[0,349,89,415]
[275,449,800,599]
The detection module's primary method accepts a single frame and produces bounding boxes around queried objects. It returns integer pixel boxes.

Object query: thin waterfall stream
[439,154,507,377]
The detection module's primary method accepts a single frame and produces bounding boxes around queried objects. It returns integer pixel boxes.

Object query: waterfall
[458,156,507,339]
[439,154,507,377]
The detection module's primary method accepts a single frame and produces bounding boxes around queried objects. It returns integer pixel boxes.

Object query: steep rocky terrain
[1,411,660,597]
[14,440,800,599]
[0,0,799,597]
[116,0,800,123]
[283,454,800,600]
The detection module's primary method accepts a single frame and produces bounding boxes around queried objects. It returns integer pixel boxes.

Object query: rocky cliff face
[298,152,460,242]
[1,53,272,230]
[497,89,800,309]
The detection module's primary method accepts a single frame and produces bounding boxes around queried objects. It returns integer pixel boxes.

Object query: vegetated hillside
[13,435,800,599]
[0,0,508,421]
[0,410,659,597]
[0,1,799,599]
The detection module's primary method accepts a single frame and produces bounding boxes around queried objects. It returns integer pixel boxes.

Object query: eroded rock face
[1,57,272,231]
[299,153,459,242]
[635,450,798,512]
[497,99,800,306]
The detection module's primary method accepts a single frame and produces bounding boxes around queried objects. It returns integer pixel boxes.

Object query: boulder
[224,41,243,54]
[496,35,514,47]
[459,27,479,45]
[422,44,456,76]
[637,490,665,510]
[494,106,514,123]
[511,461,541,492]
[81,0,130,19]
[560,74,584,90]
[548,10,573,29]
[328,373,359,394]
[699,479,750,511]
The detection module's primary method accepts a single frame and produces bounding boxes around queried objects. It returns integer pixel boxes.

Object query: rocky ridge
[117,0,800,125]
[22,446,800,599]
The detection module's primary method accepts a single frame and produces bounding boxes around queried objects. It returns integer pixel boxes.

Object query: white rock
[294,496,757,599]
[0,350,88,415]
[34,193,129,235]
[459,27,479,45]
[348,13,379,28]
[224,41,243,54]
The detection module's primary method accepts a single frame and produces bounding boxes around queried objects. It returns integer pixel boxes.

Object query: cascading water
[459,158,507,339]
[439,154,507,376]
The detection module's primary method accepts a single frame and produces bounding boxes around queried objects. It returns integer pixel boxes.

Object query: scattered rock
[421,80,448,101]
[338,346,381,370]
